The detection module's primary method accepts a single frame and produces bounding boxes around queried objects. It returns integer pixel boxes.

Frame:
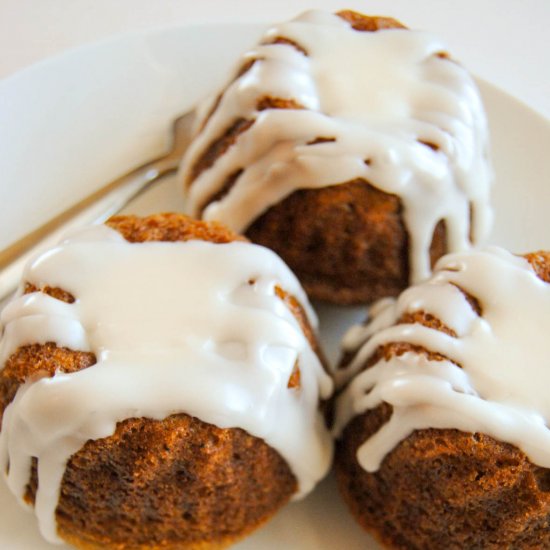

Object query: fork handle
[0,155,179,303]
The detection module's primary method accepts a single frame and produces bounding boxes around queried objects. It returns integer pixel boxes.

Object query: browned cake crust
[335,251,550,549]
[0,213,325,550]
[188,11,450,305]
[247,180,447,305]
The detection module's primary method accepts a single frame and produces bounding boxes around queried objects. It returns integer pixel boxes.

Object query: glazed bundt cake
[0,213,333,549]
[333,247,550,548]
[179,9,493,304]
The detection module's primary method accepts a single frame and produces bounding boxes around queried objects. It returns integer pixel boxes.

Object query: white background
[1,0,549,119]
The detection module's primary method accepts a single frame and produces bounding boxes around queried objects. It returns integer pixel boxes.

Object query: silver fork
[0,110,196,303]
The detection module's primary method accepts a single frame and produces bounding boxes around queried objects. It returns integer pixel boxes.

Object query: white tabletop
[1,0,549,120]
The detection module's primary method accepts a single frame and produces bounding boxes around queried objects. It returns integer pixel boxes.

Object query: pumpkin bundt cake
[333,248,550,548]
[179,9,493,304]
[0,213,333,549]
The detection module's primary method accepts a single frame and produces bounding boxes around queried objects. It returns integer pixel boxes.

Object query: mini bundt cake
[0,213,333,549]
[179,9,493,305]
[333,247,550,548]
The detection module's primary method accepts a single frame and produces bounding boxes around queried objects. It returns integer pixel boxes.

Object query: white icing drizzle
[179,10,493,282]
[333,247,550,472]
[0,225,333,544]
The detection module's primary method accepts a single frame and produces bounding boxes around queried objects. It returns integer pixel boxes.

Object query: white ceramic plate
[0,22,549,550]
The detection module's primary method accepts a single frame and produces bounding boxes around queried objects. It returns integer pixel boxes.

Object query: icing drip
[0,225,333,544]
[333,247,550,472]
[179,10,493,283]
